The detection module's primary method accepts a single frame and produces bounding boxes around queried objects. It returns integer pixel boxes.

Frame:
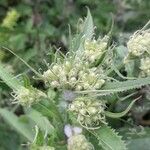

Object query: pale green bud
[50,81,60,88]
[67,134,94,150]
[83,37,108,64]
[52,65,61,73]
[127,30,150,57]
[42,69,59,82]
[69,97,106,127]
[88,107,97,114]
[75,85,83,91]
[70,77,77,83]
[79,109,87,115]
[140,57,150,77]
[13,87,46,106]
[83,83,90,89]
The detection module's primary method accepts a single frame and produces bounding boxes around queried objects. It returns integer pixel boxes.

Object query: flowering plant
[0,10,150,150]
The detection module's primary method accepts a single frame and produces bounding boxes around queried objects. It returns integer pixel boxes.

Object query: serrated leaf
[92,125,126,150]
[0,62,21,90]
[119,127,150,150]
[71,9,94,52]
[77,77,150,96]
[0,108,34,141]
[101,77,150,93]
[81,8,94,40]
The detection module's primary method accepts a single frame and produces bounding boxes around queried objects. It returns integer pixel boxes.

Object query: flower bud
[79,109,87,115]
[83,37,108,64]
[13,87,46,106]
[88,107,97,114]
[67,134,94,150]
[42,69,57,81]
[127,30,150,57]
[69,97,106,127]
[50,81,60,88]
[140,57,150,77]
[70,77,77,83]
[75,85,83,91]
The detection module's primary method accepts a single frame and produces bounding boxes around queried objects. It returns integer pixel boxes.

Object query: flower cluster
[67,134,94,150]
[13,87,46,106]
[69,97,106,127]
[127,30,150,57]
[42,60,105,91]
[42,34,110,91]
[83,36,109,64]
[2,9,20,30]
[125,28,150,77]
[140,57,150,77]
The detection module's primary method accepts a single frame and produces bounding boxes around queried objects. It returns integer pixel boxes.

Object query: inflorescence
[69,97,106,128]
[12,87,46,106]
[42,36,109,91]
[125,29,150,77]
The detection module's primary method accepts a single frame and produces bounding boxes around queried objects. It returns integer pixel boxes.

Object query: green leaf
[0,108,34,141]
[77,77,150,96]
[105,99,136,118]
[92,125,126,150]
[0,62,21,90]
[26,108,55,136]
[81,8,94,40]
[119,127,150,150]
[0,123,22,150]
[101,77,150,94]
[71,9,94,52]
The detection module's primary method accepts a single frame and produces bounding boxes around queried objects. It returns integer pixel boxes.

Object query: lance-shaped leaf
[0,108,34,141]
[26,108,55,136]
[105,99,136,118]
[0,62,21,90]
[76,77,150,96]
[71,8,94,52]
[92,125,126,150]
[81,8,94,40]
